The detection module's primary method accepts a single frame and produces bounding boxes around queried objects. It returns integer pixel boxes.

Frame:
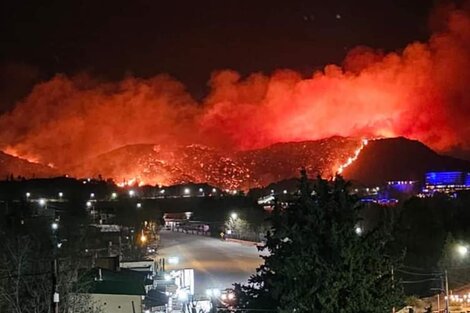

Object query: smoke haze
[1,4,470,168]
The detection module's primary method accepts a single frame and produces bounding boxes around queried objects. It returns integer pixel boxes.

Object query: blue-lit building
[423,171,470,194]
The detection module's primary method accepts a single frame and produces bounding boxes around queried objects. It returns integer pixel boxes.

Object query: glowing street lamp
[457,244,468,257]
[58,192,63,198]
[39,198,47,206]
[355,226,363,235]
[212,188,217,193]
[86,201,92,208]
[199,188,203,193]
[129,190,135,197]
[184,188,190,195]
[51,222,59,231]
[90,193,95,198]
[140,234,147,243]
[136,203,142,208]
[111,192,117,199]
[231,212,238,220]
[26,192,31,198]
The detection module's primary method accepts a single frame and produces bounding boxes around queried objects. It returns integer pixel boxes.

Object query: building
[423,171,470,194]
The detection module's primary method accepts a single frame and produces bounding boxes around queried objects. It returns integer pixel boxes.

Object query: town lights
[26,192,31,198]
[212,188,217,193]
[86,201,92,208]
[90,193,95,198]
[111,192,117,199]
[129,190,135,197]
[51,222,59,231]
[184,188,190,195]
[58,192,63,198]
[199,188,203,193]
[140,234,147,243]
[231,212,238,220]
[39,198,47,206]
[136,202,142,208]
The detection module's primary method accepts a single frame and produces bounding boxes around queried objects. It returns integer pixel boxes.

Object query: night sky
[1,0,433,107]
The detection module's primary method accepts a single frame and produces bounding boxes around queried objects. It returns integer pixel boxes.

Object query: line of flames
[336,138,369,175]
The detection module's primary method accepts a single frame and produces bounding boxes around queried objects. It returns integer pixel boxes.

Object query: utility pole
[51,207,59,313]
[392,266,395,313]
[445,270,449,313]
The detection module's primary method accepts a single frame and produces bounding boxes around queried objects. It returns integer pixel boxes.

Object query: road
[158,230,264,296]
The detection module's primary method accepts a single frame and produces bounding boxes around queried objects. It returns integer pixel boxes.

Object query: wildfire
[3,146,41,164]
[116,177,145,187]
[336,139,368,175]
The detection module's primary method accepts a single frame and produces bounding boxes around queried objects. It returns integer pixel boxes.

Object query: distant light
[38,199,46,206]
[177,289,188,301]
[283,190,287,194]
[212,188,217,193]
[184,188,190,195]
[270,189,274,194]
[355,226,363,235]
[231,213,238,220]
[51,222,59,231]
[199,188,203,192]
[206,288,220,298]
[232,190,237,195]
[140,234,147,243]
[87,178,91,182]
[90,193,95,198]
[57,242,63,248]
[168,256,179,265]
[129,190,135,197]
[136,203,142,208]
[86,201,92,208]
[111,192,117,199]
[58,192,63,198]
[26,192,31,198]
[160,189,165,194]
[457,245,468,257]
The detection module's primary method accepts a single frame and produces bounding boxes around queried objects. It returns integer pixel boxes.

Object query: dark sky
[1,0,433,105]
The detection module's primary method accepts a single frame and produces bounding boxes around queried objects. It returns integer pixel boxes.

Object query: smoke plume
[1,4,470,168]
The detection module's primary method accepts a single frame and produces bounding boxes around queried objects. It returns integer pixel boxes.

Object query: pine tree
[234,170,404,312]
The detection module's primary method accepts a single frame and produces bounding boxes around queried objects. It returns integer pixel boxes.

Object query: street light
[58,192,63,198]
[111,192,117,199]
[231,212,238,220]
[184,188,190,195]
[129,190,135,197]
[355,226,363,235]
[136,203,142,208]
[26,192,31,198]
[39,198,47,206]
[51,222,59,231]
[457,244,468,257]
[86,201,92,208]
[90,193,95,198]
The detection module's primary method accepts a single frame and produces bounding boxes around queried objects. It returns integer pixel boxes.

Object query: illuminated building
[423,171,470,194]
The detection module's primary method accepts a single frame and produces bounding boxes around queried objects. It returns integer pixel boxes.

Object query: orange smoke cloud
[1,4,470,169]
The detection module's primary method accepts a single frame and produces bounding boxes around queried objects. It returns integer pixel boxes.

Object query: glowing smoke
[1,3,470,170]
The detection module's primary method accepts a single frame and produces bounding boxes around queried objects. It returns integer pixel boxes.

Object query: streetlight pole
[51,220,59,313]
[445,270,449,313]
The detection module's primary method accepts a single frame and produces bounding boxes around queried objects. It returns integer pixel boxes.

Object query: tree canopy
[234,171,404,312]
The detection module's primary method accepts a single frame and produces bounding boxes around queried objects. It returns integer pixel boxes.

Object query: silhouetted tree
[234,171,404,313]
